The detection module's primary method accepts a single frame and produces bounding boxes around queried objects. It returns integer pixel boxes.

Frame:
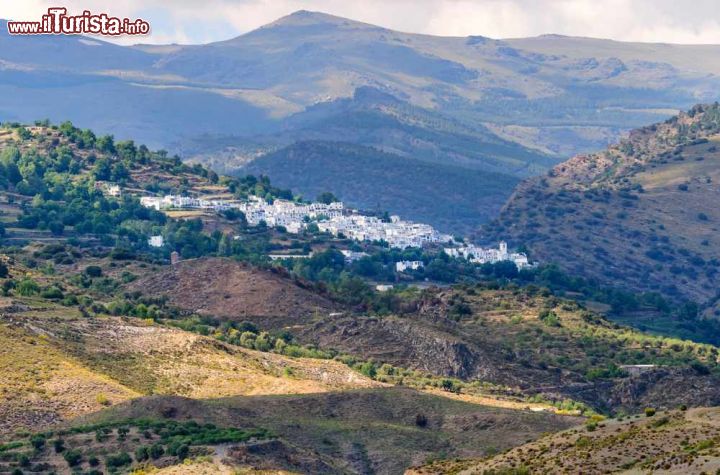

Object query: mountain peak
[263,10,377,29]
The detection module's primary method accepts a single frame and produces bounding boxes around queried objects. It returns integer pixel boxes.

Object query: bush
[135,446,150,462]
[538,309,560,327]
[40,286,64,300]
[149,443,164,459]
[63,449,82,466]
[53,438,65,453]
[85,265,102,277]
[415,414,428,427]
[30,435,45,450]
[645,407,656,417]
[176,444,189,461]
[16,278,39,296]
[106,452,132,468]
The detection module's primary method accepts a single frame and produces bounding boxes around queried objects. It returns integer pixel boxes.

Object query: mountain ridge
[2,11,720,230]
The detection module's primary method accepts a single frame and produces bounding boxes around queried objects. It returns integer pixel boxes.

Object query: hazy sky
[4,0,720,45]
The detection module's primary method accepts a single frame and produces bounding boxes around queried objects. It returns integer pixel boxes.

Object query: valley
[1,76,720,474]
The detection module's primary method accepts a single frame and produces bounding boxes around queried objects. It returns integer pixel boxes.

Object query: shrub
[30,435,45,450]
[106,452,132,468]
[96,393,111,406]
[645,407,656,417]
[149,443,164,459]
[63,449,82,466]
[85,266,102,277]
[40,286,64,300]
[415,414,428,427]
[16,278,39,296]
[53,438,65,453]
[538,309,560,327]
[176,444,189,461]
[135,446,150,462]
[575,436,591,447]
[117,426,129,440]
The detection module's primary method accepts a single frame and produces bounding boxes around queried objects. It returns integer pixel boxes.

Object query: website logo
[7,8,150,36]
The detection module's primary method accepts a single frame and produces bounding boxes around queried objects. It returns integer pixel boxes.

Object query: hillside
[484,104,720,311]
[412,407,720,474]
[3,11,720,229]
[0,296,378,437]
[73,389,578,475]
[128,265,720,416]
[0,121,590,473]
[4,119,720,472]
[130,258,339,328]
[242,140,518,233]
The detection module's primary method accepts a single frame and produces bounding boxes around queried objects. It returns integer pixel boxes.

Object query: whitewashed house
[148,235,164,248]
[396,260,424,272]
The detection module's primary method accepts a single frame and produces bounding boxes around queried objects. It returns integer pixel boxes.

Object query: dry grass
[0,324,139,436]
[413,407,720,474]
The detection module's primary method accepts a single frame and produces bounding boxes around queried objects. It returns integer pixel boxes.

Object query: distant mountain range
[2,11,720,231]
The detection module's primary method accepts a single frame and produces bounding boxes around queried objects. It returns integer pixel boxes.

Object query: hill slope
[242,140,518,233]
[76,389,579,474]
[131,263,720,416]
[413,407,720,474]
[484,104,720,307]
[0,299,378,436]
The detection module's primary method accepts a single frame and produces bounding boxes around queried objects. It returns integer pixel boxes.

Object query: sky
[3,0,720,45]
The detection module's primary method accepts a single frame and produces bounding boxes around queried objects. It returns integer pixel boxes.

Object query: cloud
[3,0,720,45]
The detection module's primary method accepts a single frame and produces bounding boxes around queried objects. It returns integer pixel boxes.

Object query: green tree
[317,192,339,204]
[93,158,112,181]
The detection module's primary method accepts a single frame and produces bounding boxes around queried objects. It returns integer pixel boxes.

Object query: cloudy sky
[4,0,720,45]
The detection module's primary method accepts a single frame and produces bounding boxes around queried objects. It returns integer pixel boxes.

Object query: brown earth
[130,258,339,328]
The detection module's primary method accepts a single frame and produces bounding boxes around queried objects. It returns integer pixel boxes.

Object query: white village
[138,193,530,269]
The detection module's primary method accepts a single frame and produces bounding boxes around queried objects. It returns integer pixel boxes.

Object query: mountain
[2,11,720,230]
[483,104,720,315]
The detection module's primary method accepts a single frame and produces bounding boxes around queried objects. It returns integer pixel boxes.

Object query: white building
[341,250,370,263]
[139,193,455,251]
[375,284,394,292]
[105,184,121,197]
[444,241,531,269]
[148,235,164,248]
[396,260,424,272]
